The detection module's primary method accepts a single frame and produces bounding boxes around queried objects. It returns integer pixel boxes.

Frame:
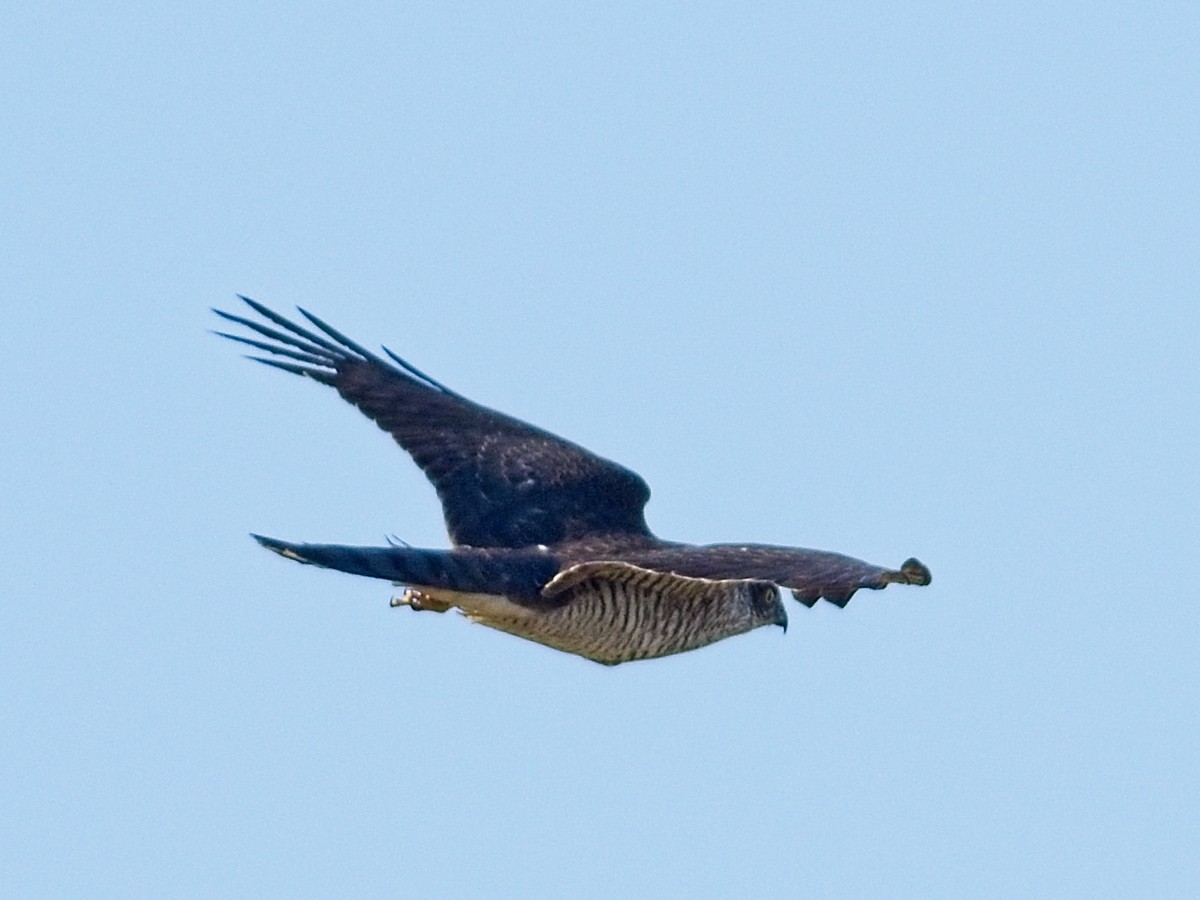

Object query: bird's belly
[411,583,754,666]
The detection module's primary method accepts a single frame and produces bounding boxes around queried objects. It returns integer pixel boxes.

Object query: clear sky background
[3,3,1197,898]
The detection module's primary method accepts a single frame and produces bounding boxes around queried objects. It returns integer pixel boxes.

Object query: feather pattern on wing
[216,297,651,548]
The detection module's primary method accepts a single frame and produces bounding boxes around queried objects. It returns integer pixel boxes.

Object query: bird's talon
[394,588,452,613]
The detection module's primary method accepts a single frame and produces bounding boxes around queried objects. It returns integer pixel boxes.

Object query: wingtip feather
[900,558,931,586]
[295,307,383,363]
[251,533,315,564]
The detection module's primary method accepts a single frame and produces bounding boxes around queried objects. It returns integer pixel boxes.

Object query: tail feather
[250,534,558,599]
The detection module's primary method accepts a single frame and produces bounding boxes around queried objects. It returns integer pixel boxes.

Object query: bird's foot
[390,588,453,613]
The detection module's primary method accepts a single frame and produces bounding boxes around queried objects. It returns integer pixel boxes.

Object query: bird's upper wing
[214,297,653,548]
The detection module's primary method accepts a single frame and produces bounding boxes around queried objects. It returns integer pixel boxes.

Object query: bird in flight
[214,297,930,665]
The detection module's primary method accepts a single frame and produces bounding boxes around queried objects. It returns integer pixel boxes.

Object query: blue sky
[3,3,1197,897]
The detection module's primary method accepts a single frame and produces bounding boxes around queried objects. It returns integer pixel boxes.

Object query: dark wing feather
[598,542,931,608]
[215,297,652,548]
[251,534,560,599]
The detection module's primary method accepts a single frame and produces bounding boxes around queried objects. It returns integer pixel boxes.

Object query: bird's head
[746,581,788,633]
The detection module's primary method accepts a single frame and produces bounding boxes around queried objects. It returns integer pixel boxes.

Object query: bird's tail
[250,534,559,599]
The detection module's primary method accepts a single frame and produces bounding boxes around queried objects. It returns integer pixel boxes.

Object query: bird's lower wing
[250,534,559,599]
[543,560,775,605]
[602,544,931,608]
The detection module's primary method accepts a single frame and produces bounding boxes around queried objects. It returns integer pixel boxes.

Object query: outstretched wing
[599,543,932,608]
[250,534,560,599]
[214,297,652,548]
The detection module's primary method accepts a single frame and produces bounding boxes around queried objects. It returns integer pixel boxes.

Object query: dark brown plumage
[215,297,930,664]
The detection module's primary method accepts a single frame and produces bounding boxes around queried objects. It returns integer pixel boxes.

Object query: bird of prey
[214,297,930,665]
